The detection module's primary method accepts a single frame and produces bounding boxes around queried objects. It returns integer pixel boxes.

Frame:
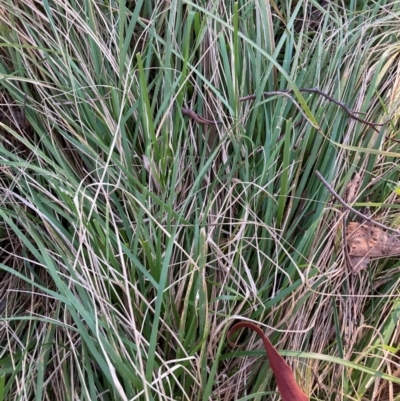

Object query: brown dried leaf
[346,222,400,273]
[346,255,371,274]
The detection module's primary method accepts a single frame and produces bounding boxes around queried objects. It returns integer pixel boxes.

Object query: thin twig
[183,88,389,131]
[239,87,389,133]
[297,88,386,132]
[315,170,400,235]
[242,90,318,128]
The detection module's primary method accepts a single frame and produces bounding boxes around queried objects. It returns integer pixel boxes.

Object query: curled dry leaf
[228,322,309,401]
[346,222,400,273]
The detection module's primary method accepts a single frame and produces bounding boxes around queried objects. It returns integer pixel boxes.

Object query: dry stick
[292,88,386,132]
[239,87,389,133]
[244,90,318,128]
[315,170,400,235]
[183,87,389,131]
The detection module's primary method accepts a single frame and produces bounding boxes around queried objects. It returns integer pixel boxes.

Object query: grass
[0,0,400,400]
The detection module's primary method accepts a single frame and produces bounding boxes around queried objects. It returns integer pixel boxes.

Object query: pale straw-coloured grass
[0,1,400,400]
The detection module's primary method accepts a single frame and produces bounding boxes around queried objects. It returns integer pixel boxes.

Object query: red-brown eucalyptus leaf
[228,322,309,401]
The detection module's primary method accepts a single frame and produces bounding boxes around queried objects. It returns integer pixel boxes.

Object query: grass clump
[0,1,400,400]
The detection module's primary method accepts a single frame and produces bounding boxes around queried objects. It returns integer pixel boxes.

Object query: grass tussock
[0,0,400,400]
